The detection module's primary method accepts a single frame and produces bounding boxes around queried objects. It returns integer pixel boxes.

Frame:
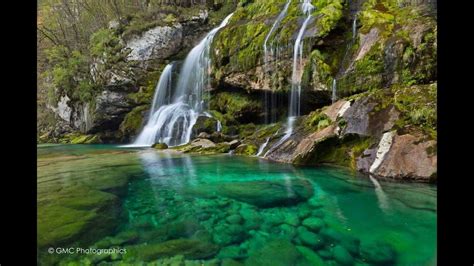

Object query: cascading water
[263,1,314,156]
[289,0,314,130]
[150,63,174,115]
[129,13,234,147]
[331,78,337,103]
[257,137,271,157]
[352,17,357,42]
[262,0,291,124]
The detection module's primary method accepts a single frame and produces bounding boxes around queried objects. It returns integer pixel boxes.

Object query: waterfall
[352,17,357,42]
[257,137,271,157]
[331,78,337,103]
[216,120,222,132]
[262,0,291,124]
[128,13,234,147]
[150,63,174,116]
[263,0,291,67]
[262,1,314,157]
[263,117,295,157]
[289,0,314,121]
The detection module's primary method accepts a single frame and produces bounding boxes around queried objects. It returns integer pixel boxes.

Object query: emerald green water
[37,145,436,266]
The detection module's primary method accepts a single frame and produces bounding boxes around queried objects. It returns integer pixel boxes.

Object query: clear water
[37,145,436,265]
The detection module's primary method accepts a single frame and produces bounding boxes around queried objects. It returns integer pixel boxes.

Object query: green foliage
[359,0,395,34]
[306,112,331,131]
[392,84,437,136]
[120,105,148,136]
[314,0,344,37]
[210,92,262,124]
[45,46,95,102]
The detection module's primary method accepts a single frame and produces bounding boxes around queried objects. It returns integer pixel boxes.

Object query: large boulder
[187,178,314,208]
[191,115,219,139]
[245,239,312,266]
[359,132,437,181]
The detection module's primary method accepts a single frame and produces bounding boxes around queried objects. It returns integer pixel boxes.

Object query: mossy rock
[191,115,219,139]
[119,105,148,138]
[245,239,312,266]
[124,239,219,261]
[234,144,258,156]
[209,92,262,124]
[152,142,168,149]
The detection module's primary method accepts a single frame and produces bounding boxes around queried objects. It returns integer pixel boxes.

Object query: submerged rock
[297,226,324,249]
[245,239,312,266]
[199,178,314,208]
[302,217,325,233]
[360,241,397,265]
[296,246,326,266]
[125,239,219,261]
[332,245,354,266]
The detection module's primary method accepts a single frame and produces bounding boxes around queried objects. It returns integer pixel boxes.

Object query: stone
[234,144,258,156]
[213,224,247,246]
[226,214,243,224]
[198,132,211,139]
[244,239,311,266]
[191,116,219,139]
[342,96,399,138]
[370,133,437,181]
[279,224,297,239]
[340,235,361,256]
[296,246,326,266]
[216,179,313,208]
[124,239,219,261]
[360,241,396,265]
[218,245,245,259]
[152,142,168,149]
[187,179,313,208]
[332,245,354,266]
[297,226,324,249]
[302,217,325,232]
[284,212,300,226]
[228,139,241,149]
[126,24,184,62]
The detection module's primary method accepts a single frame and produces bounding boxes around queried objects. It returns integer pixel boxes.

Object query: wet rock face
[342,96,399,137]
[191,115,219,139]
[371,133,437,180]
[126,25,184,62]
[125,11,210,68]
[87,90,134,134]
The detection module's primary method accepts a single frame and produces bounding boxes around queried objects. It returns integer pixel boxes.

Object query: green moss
[238,123,257,138]
[359,0,395,34]
[392,83,437,138]
[302,50,333,92]
[234,143,258,156]
[120,105,148,137]
[62,133,101,144]
[305,111,332,131]
[314,0,344,37]
[210,92,262,124]
[152,143,168,149]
